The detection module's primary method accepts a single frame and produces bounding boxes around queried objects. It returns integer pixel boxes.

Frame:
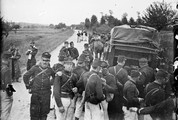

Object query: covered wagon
[106,24,161,69]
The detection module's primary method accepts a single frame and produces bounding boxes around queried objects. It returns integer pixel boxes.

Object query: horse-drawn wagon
[105,24,161,69]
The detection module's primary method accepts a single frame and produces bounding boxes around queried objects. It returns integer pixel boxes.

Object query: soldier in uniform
[68,41,79,63]
[84,59,105,120]
[100,61,117,120]
[138,97,178,120]
[81,43,93,71]
[138,58,155,98]
[59,41,70,60]
[144,69,169,120]
[123,70,144,120]
[108,55,128,118]
[53,56,78,120]
[26,41,38,71]
[1,51,16,120]
[23,52,55,120]
[73,55,88,120]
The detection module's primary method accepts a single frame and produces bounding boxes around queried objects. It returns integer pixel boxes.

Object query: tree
[12,24,21,33]
[121,13,128,24]
[55,23,66,29]
[142,2,176,31]
[114,18,122,26]
[100,16,106,25]
[49,24,54,28]
[84,18,90,29]
[129,17,136,25]
[90,15,98,27]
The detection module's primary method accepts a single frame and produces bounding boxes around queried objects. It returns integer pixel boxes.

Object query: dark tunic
[23,65,55,118]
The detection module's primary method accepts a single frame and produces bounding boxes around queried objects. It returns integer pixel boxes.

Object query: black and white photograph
[1,0,178,120]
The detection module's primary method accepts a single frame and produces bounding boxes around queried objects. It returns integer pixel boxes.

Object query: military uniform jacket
[26,47,38,60]
[108,64,128,85]
[53,70,78,107]
[68,47,79,60]
[123,79,140,107]
[145,81,165,106]
[23,65,55,92]
[85,70,105,103]
[103,73,117,94]
[139,65,155,85]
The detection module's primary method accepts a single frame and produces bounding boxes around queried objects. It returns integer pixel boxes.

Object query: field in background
[2,28,74,72]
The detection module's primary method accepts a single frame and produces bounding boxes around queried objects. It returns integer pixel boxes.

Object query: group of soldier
[22,36,177,120]
[1,31,177,120]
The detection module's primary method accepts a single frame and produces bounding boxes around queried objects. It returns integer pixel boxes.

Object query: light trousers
[84,102,104,120]
[55,97,75,120]
[0,90,13,120]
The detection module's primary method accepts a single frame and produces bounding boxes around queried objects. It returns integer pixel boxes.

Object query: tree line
[84,1,176,32]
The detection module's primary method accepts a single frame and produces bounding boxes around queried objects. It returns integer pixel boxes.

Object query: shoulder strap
[30,66,48,81]
[114,66,122,76]
[61,73,73,89]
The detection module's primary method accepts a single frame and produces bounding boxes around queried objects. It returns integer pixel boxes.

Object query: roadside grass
[2,28,74,72]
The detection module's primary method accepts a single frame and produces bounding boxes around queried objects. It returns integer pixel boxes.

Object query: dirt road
[9,30,88,120]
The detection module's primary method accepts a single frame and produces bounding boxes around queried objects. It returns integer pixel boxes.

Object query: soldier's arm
[23,66,35,89]
[31,48,38,56]
[50,68,56,85]
[95,75,105,101]
[53,75,63,108]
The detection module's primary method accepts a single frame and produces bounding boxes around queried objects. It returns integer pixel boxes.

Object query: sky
[1,0,177,26]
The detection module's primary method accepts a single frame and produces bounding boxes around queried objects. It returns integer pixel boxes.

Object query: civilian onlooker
[26,41,38,71]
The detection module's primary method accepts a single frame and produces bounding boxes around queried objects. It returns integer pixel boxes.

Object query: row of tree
[84,2,176,32]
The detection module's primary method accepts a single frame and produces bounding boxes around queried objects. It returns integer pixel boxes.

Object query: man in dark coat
[84,59,105,120]
[138,97,177,120]
[73,55,88,120]
[59,41,70,60]
[1,51,16,120]
[68,41,79,61]
[144,69,169,120]
[23,52,55,120]
[26,41,38,71]
[53,55,77,120]
[138,58,155,98]
[108,55,128,119]
[100,61,117,120]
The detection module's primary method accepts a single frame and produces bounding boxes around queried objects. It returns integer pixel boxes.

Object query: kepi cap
[42,52,51,59]
[139,58,148,63]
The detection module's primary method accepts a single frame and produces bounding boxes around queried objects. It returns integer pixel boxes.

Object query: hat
[2,51,12,59]
[155,69,168,79]
[70,41,74,45]
[42,52,51,59]
[130,70,141,78]
[139,58,148,63]
[92,58,102,68]
[64,41,69,44]
[100,61,109,68]
[117,55,126,63]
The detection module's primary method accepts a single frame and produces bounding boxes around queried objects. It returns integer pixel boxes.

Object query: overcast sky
[1,0,177,25]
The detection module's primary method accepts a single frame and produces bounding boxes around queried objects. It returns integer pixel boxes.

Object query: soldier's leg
[54,97,71,120]
[74,95,84,119]
[84,102,92,120]
[89,102,104,120]
[0,90,13,120]
[40,93,51,119]
[101,100,109,120]
[30,93,41,120]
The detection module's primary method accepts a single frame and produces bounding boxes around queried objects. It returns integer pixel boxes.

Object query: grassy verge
[3,28,74,72]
